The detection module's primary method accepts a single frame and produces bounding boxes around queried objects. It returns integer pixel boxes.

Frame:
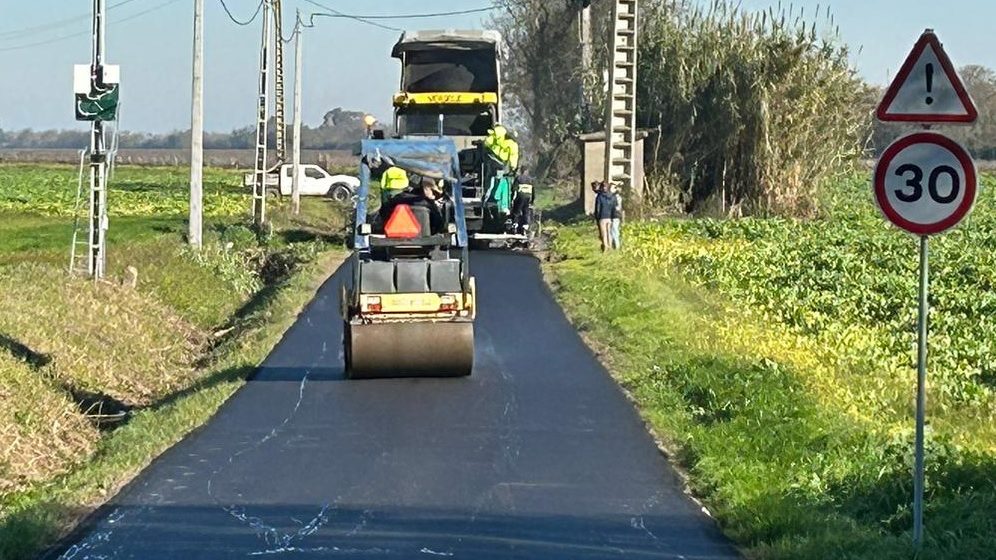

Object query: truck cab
[243,164,360,201]
[391,30,502,151]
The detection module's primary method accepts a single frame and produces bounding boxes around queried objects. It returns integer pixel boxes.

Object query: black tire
[328,183,353,203]
[343,322,354,379]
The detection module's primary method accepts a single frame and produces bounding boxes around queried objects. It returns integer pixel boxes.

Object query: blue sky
[1,0,994,133]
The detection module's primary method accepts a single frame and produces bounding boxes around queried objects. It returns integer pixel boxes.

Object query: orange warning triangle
[877,31,977,123]
[384,204,422,238]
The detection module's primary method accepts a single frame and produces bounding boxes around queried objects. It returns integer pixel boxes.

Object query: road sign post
[914,233,928,548]
[874,29,978,553]
[72,0,120,280]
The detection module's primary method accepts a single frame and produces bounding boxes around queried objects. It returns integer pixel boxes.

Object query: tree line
[0,108,368,152]
[491,0,996,216]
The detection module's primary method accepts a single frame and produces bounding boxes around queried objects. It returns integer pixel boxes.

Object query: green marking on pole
[76,84,120,121]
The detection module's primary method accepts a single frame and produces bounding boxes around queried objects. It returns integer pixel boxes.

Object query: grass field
[0,164,349,559]
[547,175,996,559]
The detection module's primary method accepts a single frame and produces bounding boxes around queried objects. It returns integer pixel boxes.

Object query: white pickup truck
[243,164,360,202]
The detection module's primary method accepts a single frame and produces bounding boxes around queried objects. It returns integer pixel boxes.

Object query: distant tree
[489,0,595,179]
[0,107,369,151]
[872,65,996,159]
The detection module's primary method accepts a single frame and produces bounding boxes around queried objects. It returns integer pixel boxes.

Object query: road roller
[342,138,476,379]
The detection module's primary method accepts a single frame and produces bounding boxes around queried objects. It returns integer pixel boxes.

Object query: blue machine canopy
[354,138,469,249]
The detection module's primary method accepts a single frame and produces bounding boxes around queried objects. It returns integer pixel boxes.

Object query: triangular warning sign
[384,204,423,238]
[877,31,977,123]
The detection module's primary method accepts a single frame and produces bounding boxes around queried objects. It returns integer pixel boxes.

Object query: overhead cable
[0,0,183,52]
[0,0,144,41]
[219,0,266,26]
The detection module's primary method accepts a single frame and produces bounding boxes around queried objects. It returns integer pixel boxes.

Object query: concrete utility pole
[189,0,204,248]
[579,0,593,127]
[251,1,271,226]
[291,12,303,215]
[604,0,639,195]
[273,0,287,163]
[89,0,108,279]
[580,2,592,73]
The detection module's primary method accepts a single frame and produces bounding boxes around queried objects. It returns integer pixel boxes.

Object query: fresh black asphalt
[48,253,739,559]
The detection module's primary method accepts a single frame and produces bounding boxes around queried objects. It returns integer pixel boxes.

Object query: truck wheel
[328,183,352,203]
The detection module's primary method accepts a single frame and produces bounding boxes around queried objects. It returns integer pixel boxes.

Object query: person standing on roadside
[593,182,617,253]
[609,182,624,250]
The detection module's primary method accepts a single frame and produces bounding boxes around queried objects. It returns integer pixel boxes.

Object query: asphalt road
[50,253,739,560]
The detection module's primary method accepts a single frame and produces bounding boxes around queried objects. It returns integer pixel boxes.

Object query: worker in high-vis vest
[380,166,409,204]
[484,125,507,161]
[511,166,535,235]
[502,131,520,171]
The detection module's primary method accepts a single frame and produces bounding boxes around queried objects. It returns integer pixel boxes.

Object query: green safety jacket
[382,166,408,194]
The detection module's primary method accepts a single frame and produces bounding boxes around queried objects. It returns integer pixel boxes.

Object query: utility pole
[604,0,639,196]
[580,1,592,77]
[89,0,109,279]
[291,11,303,215]
[189,0,204,248]
[273,0,287,163]
[578,0,593,128]
[251,1,271,226]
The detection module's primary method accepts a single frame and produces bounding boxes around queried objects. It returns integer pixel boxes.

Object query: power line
[0,0,184,52]
[0,0,144,41]
[314,5,498,20]
[219,0,265,26]
[301,0,401,32]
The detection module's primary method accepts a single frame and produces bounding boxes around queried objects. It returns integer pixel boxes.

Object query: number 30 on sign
[873,132,977,235]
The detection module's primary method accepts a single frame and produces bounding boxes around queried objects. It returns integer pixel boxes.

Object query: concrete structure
[579,130,648,215]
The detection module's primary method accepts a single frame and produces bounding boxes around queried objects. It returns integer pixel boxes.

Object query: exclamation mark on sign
[926,63,935,105]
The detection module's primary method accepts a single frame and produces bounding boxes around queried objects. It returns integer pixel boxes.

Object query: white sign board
[73,64,120,94]
[873,132,977,235]
[877,31,977,123]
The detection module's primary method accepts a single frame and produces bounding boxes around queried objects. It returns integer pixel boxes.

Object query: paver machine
[390,29,535,249]
[341,138,476,379]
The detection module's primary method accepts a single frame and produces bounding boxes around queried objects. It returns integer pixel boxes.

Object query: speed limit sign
[873,131,977,235]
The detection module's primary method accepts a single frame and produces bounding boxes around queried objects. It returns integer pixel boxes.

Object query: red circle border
[873,132,977,236]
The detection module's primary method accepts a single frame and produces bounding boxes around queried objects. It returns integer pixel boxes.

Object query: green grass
[0,250,344,560]
[0,164,247,217]
[0,163,350,559]
[546,175,996,559]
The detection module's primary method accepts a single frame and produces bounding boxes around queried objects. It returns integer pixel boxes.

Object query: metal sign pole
[88,0,108,279]
[913,234,929,550]
[874,30,979,554]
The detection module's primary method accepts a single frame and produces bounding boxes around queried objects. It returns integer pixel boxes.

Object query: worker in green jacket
[503,131,520,171]
[484,124,507,159]
[380,166,409,205]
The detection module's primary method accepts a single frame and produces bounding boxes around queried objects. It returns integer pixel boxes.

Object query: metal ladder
[69,149,92,276]
[272,0,286,164]
[604,0,638,190]
[251,0,271,225]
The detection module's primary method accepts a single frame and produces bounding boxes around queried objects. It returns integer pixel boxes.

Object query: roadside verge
[0,248,347,560]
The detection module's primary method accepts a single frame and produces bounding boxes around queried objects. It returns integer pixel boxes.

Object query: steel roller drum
[345,321,474,379]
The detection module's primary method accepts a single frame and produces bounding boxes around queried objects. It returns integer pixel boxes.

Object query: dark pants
[512,191,533,233]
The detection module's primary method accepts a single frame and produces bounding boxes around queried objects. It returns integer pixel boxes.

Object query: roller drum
[346,321,474,379]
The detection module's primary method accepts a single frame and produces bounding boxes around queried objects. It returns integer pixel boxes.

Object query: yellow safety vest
[382,166,408,194]
[485,126,507,161]
[504,139,520,169]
